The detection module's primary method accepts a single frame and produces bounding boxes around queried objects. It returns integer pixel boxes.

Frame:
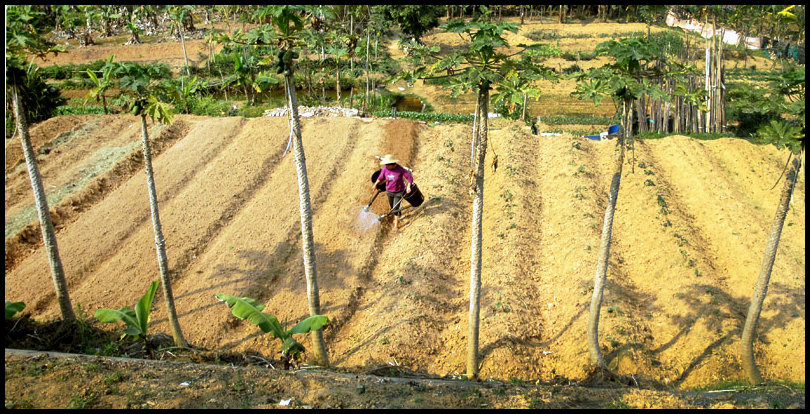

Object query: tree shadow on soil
[328,314,419,367]
[651,281,804,387]
[183,241,359,350]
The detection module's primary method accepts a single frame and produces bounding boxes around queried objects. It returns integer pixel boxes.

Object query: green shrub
[7,66,66,137]
[525,29,560,41]
[562,64,583,75]
[540,115,612,125]
[562,51,598,61]
[189,96,237,117]
[54,104,106,116]
[238,104,269,118]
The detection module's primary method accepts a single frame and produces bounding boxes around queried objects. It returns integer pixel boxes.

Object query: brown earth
[5,348,804,409]
[5,16,804,409]
[5,113,804,393]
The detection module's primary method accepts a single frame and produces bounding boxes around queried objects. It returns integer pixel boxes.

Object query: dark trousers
[386,191,405,216]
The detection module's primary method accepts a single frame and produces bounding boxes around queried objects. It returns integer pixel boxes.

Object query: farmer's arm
[403,168,414,192]
[371,172,385,190]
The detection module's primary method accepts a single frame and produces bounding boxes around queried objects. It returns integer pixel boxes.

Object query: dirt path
[6,348,804,409]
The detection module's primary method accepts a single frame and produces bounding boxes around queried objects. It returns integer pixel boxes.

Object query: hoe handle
[366,190,382,208]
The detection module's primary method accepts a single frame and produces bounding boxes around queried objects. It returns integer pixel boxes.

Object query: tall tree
[273,5,330,367]
[740,58,804,384]
[116,62,188,347]
[169,6,195,76]
[397,13,558,379]
[6,5,75,322]
[572,35,669,372]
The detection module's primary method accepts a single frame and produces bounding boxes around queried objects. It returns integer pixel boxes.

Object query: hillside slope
[4,115,804,389]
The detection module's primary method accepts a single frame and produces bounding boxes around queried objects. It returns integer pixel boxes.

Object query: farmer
[372,154,413,231]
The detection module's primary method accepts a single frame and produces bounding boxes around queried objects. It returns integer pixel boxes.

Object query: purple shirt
[377,165,413,193]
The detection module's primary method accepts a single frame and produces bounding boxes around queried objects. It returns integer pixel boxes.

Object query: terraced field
[6,113,804,391]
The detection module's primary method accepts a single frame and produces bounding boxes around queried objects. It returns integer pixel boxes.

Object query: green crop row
[539,115,613,125]
[372,110,474,123]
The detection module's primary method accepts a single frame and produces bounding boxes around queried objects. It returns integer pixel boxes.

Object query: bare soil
[5,16,804,409]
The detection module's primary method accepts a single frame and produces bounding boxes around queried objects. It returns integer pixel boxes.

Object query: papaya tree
[572,35,670,373]
[271,5,330,367]
[115,62,187,348]
[220,6,330,366]
[6,5,75,322]
[169,5,194,76]
[740,61,804,384]
[397,14,558,379]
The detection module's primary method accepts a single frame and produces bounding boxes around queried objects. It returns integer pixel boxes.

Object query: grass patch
[55,104,107,116]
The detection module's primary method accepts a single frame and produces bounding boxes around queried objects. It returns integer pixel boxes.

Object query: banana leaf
[94,280,158,339]
[215,293,285,339]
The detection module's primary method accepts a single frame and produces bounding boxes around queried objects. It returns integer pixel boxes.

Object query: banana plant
[95,280,158,340]
[175,75,209,114]
[225,55,260,104]
[5,301,25,320]
[85,54,116,114]
[215,293,329,367]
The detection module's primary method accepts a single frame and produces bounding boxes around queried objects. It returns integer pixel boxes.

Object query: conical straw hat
[379,154,399,165]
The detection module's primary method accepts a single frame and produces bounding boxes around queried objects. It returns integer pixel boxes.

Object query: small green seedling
[95,280,158,340]
[5,301,25,320]
[215,293,328,367]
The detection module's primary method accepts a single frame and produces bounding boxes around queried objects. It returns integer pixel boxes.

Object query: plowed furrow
[329,122,470,374]
[474,126,550,381]
[4,117,244,317]
[164,117,363,351]
[4,119,190,273]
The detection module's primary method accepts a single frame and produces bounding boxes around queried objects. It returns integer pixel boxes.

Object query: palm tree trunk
[587,98,629,369]
[139,114,187,347]
[11,85,76,322]
[467,84,489,379]
[740,153,803,384]
[284,69,329,367]
[521,92,528,123]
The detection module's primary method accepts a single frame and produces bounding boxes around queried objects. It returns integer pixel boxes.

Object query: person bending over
[372,154,413,231]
